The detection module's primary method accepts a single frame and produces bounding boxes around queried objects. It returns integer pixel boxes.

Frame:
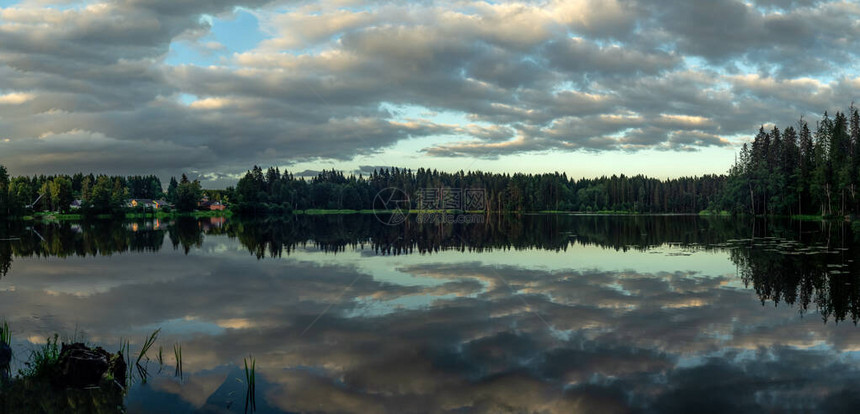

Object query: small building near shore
[128,199,154,208]
[129,199,173,209]
[153,199,173,209]
[199,200,226,211]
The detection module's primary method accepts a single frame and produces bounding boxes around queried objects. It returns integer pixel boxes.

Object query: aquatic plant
[0,321,10,347]
[134,328,160,383]
[244,355,256,414]
[174,342,183,379]
[0,324,171,413]
[0,321,11,382]
[19,334,60,380]
[119,337,131,382]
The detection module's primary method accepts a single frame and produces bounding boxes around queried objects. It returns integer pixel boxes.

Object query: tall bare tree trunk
[749,183,755,215]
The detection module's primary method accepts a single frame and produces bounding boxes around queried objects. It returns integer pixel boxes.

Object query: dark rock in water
[0,343,10,366]
[0,343,10,381]
[57,343,111,388]
[1,342,127,412]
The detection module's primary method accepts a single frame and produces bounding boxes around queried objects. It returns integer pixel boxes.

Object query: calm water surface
[2,215,860,413]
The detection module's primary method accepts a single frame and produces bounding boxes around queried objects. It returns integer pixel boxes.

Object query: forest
[0,164,724,217]
[229,166,725,214]
[0,170,204,215]
[721,105,860,217]
[1,103,859,218]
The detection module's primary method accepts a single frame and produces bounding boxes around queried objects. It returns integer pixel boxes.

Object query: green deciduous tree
[175,174,202,213]
[49,177,73,213]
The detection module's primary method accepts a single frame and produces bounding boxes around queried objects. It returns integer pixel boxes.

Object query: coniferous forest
[721,106,860,217]
[1,104,860,218]
[229,166,725,215]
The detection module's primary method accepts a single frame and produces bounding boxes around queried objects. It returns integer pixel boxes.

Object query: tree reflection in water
[3,216,860,411]
[2,216,860,323]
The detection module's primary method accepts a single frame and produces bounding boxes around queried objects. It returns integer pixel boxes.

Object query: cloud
[545,36,681,77]
[641,0,860,77]
[293,169,321,177]
[5,226,860,411]
[551,0,638,39]
[354,165,391,175]
[0,0,858,182]
[0,92,35,104]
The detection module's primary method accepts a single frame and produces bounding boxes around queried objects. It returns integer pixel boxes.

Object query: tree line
[0,164,753,217]
[230,165,725,214]
[0,168,204,216]
[720,105,860,216]
[4,104,860,218]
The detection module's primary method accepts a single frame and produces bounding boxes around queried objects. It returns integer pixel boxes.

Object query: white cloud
[0,92,34,104]
[0,0,857,181]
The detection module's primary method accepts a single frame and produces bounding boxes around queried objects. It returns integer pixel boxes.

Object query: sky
[1,0,859,187]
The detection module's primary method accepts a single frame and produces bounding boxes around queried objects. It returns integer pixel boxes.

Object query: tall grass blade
[157,345,164,373]
[173,342,183,379]
[0,321,9,382]
[134,328,161,383]
[135,328,160,366]
[244,355,256,414]
[0,321,10,346]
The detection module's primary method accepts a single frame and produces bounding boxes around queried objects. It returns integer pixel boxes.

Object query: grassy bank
[295,209,484,215]
[698,210,731,216]
[0,322,256,414]
[12,209,850,221]
[1,326,138,414]
[790,214,826,221]
[125,210,232,219]
[21,210,232,222]
[298,209,361,215]
[11,209,723,221]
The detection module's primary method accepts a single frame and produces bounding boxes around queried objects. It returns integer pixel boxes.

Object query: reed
[244,355,256,414]
[20,334,60,379]
[118,337,131,382]
[173,343,183,379]
[134,329,160,383]
[156,345,164,373]
[0,321,10,347]
[135,328,160,366]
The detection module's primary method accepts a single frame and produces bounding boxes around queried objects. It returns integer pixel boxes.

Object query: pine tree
[0,165,8,217]
[167,177,179,203]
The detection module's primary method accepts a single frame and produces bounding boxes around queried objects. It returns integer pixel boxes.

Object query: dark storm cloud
[544,37,682,77]
[754,0,826,9]
[355,165,393,175]
[292,169,320,177]
[641,0,860,76]
[1,0,858,181]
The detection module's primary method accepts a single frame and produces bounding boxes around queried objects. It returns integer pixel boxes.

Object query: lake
[2,215,860,413]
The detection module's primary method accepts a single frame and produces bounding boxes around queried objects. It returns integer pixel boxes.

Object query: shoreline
[0,209,844,222]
